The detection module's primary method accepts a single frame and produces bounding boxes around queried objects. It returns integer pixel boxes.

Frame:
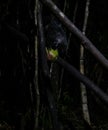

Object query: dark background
[0,0,108,129]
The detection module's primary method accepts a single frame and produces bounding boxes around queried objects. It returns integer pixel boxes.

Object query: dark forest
[0,0,108,129]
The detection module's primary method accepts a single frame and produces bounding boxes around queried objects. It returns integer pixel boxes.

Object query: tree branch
[40,0,108,69]
[80,0,91,125]
[34,0,40,129]
[56,57,108,106]
[3,23,29,43]
[37,3,61,129]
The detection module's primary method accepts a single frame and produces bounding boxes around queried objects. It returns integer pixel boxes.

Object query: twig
[40,0,108,69]
[80,0,91,125]
[34,0,40,129]
[3,23,29,43]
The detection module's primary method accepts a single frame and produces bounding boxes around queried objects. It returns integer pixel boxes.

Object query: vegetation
[0,0,108,130]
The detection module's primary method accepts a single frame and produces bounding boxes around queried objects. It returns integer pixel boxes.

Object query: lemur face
[45,18,67,53]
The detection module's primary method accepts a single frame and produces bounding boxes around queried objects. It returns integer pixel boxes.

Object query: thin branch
[56,57,108,106]
[34,0,40,129]
[2,23,29,43]
[40,0,108,69]
[37,3,60,129]
[37,3,50,78]
[80,0,91,125]
[63,0,67,13]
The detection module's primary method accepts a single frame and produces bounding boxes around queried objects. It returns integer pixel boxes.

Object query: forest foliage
[0,0,108,130]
